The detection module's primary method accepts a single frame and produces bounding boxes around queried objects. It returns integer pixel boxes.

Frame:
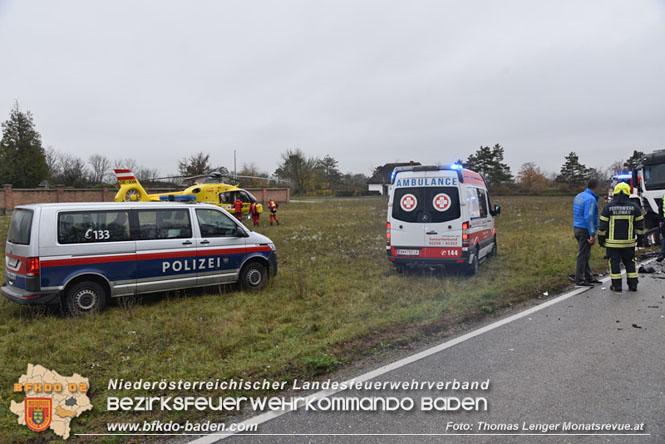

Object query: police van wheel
[466,249,479,276]
[240,261,267,291]
[65,281,107,315]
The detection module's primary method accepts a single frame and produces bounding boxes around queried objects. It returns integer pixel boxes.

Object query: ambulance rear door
[423,177,464,260]
[390,184,426,254]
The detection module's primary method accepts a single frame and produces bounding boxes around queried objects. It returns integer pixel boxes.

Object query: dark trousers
[574,227,593,284]
[607,247,638,290]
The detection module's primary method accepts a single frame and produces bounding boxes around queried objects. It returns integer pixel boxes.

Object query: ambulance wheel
[490,240,498,257]
[395,264,405,274]
[65,280,107,315]
[466,249,479,276]
[240,261,267,291]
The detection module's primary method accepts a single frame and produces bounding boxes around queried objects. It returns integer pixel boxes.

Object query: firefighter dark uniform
[268,199,279,225]
[597,183,646,292]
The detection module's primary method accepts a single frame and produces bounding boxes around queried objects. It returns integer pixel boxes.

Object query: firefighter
[268,199,279,225]
[597,182,647,292]
[233,198,243,221]
[249,202,260,226]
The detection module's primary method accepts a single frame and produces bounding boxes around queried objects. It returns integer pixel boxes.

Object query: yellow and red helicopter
[113,169,264,214]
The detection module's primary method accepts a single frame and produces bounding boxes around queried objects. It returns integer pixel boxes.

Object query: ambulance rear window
[392,187,460,223]
[8,209,33,245]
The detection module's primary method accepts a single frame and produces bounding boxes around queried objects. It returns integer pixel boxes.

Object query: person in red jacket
[233,198,243,221]
[268,199,279,225]
[249,202,260,226]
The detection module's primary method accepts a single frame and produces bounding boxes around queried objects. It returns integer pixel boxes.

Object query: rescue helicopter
[113,169,266,214]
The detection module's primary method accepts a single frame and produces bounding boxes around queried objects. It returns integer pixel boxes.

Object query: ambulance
[2,202,277,315]
[386,164,500,274]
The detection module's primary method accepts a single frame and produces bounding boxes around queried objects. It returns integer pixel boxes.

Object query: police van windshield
[644,163,665,190]
[7,209,33,245]
[392,187,461,223]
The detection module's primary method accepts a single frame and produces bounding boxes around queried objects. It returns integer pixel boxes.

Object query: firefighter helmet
[613,182,631,195]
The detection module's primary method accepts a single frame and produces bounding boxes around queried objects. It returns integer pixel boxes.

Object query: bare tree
[113,157,138,172]
[58,152,89,187]
[178,152,215,176]
[44,146,61,183]
[89,154,112,184]
[135,168,160,184]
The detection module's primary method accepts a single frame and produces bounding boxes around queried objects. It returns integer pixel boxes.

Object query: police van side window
[137,209,192,240]
[477,189,489,218]
[58,211,131,244]
[8,209,33,245]
[196,209,238,237]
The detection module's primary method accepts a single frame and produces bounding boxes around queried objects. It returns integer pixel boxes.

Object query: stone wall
[0,185,290,215]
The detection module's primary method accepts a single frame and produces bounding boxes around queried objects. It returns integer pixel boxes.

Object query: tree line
[0,103,652,195]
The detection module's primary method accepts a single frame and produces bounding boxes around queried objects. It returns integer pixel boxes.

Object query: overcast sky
[1,0,664,177]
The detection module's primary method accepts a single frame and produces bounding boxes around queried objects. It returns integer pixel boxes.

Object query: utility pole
[234,150,237,181]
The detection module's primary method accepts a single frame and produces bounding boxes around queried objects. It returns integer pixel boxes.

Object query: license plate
[397,249,420,256]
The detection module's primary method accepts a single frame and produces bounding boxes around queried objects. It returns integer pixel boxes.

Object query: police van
[386,164,500,274]
[2,202,277,315]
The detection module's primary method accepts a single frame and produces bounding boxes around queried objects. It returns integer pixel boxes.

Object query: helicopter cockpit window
[238,191,257,203]
[219,192,234,204]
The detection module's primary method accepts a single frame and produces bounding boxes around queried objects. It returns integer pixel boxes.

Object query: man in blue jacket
[572,178,602,286]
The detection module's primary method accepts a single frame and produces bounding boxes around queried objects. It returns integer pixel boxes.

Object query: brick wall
[0,185,290,215]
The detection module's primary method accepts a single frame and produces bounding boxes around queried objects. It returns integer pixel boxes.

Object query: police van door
[134,208,197,293]
[46,209,136,297]
[193,208,247,285]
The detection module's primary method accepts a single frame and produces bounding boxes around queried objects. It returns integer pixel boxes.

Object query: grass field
[0,196,612,443]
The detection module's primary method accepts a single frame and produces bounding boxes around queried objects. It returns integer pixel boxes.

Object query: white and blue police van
[386,164,500,274]
[2,202,277,315]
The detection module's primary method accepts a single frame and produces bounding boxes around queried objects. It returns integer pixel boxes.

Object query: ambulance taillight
[462,222,470,247]
[386,222,391,246]
[26,257,40,277]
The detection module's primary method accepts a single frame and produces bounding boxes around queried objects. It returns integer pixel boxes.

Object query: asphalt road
[194,264,665,444]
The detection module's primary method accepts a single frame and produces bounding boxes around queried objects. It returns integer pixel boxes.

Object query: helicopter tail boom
[114,169,151,202]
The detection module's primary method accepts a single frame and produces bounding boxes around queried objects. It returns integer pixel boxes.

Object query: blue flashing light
[390,169,398,184]
[616,173,632,180]
[159,194,197,202]
[449,163,462,170]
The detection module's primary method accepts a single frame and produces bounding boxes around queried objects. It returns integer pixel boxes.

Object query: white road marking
[187,257,660,443]
[187,276,621,443]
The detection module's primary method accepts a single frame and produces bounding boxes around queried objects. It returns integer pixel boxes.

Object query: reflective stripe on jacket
[597,194,646,248]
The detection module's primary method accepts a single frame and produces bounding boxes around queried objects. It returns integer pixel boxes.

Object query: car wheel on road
[65,280,107,316]
[240,261,268,291]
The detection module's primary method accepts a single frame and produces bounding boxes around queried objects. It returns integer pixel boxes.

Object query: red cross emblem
[433,193,451,212]
[400,194,418,212]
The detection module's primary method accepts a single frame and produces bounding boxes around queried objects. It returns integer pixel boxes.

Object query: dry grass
[0,196,608,443]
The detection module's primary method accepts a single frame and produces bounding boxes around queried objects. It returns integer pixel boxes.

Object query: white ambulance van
[2,202,277,315]
[386,164,500,274]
